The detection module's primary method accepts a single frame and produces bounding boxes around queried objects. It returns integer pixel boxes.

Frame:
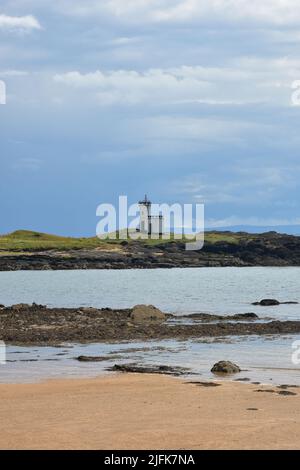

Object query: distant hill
[209,225,300,236]
[0,230,102,252]
[1,228,299,254]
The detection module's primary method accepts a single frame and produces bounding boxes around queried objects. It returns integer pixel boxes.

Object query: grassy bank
[0,229,245,253]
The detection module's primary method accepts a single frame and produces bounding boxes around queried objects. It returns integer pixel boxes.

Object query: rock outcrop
[109,363,189,376]
[2,304,300,345]
[129,304,166,323]
[211,361,241,374]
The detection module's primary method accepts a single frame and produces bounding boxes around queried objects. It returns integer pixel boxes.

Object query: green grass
[0,229,252,253]
[205,231,243,244]
[0,230,104,252]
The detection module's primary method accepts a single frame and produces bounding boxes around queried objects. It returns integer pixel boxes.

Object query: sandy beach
[0,373,299,450]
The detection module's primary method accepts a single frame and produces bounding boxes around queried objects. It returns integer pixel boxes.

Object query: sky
[1,0,300,236]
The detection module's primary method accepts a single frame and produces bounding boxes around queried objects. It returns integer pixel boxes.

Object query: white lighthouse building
[138,195,164,236]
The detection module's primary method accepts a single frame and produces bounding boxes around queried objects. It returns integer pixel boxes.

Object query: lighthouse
[139,195,151,234]
[138,195,164,236]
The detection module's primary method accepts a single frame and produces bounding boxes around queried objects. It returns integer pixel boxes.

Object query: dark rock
[278,390,297,396]
[76,355,108,362]
[19,359,39,362]
[76,354,122,362]
[235,377,251,382]
[252,299,280,306]
[232,313,258,320]
[211,361,241,374]
[277,384,299,389]
[255,389,276,393]
[32,302,46,309]
[183,312,258,321]
[109,363,189,376]
[253,299,298,306]
[187,381,221,387]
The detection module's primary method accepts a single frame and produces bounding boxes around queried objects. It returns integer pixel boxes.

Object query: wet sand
[0,374,300,450]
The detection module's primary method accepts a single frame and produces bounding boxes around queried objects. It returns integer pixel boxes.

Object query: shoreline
[1,254,300,271]
[0,373,299,450]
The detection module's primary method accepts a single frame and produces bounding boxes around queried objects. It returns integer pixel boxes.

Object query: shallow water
[2,335,300,386]
[0,267,300,320]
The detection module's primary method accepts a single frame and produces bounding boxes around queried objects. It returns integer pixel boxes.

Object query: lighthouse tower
[138,195,164,236]
[138,194,151,234]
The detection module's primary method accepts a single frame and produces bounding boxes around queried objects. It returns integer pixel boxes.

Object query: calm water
[0,267,299,319]
[2,336,300,385]
[0,267,300,384]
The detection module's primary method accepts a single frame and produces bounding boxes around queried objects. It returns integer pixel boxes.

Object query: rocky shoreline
[1,303,300,346]
[1,231,300,271]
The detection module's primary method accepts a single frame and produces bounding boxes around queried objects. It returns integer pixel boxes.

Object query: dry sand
[0,374,299,450]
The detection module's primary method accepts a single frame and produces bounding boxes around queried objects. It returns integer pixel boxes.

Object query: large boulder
[211,361,241,374]
[130,304,166,323]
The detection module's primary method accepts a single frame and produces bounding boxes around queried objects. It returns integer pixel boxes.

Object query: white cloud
[9,0,300,29]
[53,0,300,26]
[150,0,300,25]
[0,14,41,32]
[54,68,210,105]
[0,70,29,77]
[53,58,300,107]
[173,165,298,206]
